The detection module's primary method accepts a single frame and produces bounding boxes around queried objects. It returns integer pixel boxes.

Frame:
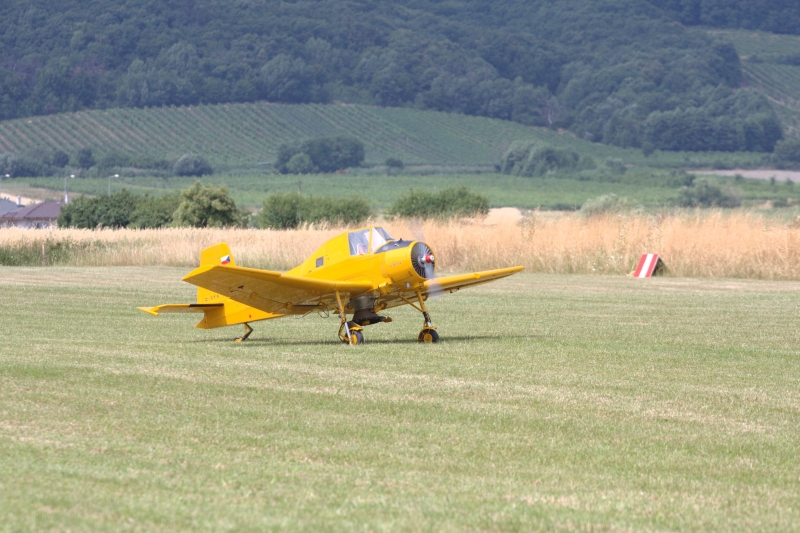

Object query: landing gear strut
[234,322,253,342]
[335,291,364,345]
[402,289,439,343]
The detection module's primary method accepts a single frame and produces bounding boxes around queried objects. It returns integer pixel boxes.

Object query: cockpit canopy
[347,227,402,255]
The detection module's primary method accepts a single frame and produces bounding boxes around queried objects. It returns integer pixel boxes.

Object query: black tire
[418,329,439,343]
[349,330,364,345]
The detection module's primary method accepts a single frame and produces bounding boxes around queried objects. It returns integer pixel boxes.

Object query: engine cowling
[380,241,436,286]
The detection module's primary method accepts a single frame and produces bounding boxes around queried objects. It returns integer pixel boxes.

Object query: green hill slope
[0,102,647,168]
[712,29,800,138]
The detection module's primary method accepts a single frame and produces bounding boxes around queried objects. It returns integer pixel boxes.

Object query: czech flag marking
[220,255,231,265]
[634,253,663,278]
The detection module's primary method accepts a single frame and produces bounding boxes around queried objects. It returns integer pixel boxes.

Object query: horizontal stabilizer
[137,303,224,316]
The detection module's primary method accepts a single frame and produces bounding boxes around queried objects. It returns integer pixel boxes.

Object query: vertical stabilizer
[197,242,235,303]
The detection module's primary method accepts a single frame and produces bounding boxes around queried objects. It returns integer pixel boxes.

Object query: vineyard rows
[744,63,800,135]
[0,102,571,167]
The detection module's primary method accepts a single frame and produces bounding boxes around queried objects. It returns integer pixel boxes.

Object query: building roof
[1,201,61,220]
[0,198,21,216]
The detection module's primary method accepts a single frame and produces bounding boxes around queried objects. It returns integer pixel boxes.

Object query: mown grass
[1,268,799,531]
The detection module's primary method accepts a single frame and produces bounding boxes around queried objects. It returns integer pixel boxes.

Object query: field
[8,165,800,211]
[1,267,798,531]
[2,212,799,279]
[0,101,767,170]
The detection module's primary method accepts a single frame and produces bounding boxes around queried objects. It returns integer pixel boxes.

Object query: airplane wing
[421,266,524,295]
[137,303,224,316]
[181,264,373,314]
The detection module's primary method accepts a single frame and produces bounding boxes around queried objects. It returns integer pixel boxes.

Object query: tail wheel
[418,328,439,343]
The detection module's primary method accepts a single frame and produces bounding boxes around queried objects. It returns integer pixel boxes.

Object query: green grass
[11,167,798,211]
[1,268,799,531]
[0,101,767,169]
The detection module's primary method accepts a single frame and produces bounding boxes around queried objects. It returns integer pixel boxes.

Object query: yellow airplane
[139,226,523,344]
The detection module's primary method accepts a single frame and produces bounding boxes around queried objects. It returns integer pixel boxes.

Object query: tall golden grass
[1,211,799,279]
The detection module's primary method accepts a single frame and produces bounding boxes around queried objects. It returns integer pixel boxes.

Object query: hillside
[709,30,800,139]
[0,101,770,171]
[0,0,787,153]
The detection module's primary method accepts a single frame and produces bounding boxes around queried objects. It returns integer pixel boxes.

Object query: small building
[0,201,61,228]
[0,197,23,217]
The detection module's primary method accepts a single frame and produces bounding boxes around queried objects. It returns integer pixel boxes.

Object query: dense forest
[649,0,800,35]
[0,0,796,152]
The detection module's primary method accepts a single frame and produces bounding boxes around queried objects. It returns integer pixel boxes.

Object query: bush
[389,187,489,219]
[58,189,138,228]
[285,153,314,174]
[500,142,580,177]
[172,181,245,227]
[385,158,404,169]
[258,193,302,229]
[773,139,800,163]
[676,178,741,208]
[75,148,95,169]
[129,193,182,228]
[580,194,638,217]
[0,154,48,177]
[51,150,70,168]
[173,153,213,176]
[275,136,365,174]
[98,150,133,170]
[257,193,371,229]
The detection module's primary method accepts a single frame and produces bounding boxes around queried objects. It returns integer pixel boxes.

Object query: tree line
[0,0,793,153]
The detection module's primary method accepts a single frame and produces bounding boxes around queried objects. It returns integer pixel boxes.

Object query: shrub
[389,187,489,219]
[580,194,638,217]
[129,193,182,228]
[385,158,404,169]
[275,136,365,174]
[676,178,741,208]
[51,150,70,168]
[285,153,314,174]
[300,196,371,225]
[0,154,48,177]
[173,153,213,176]
[500,142,580,177]
[58,189,138,228]
[75,148,95,169]
[258,193,302,229]
[98,150,133,170]
[172,181,245,227]
[773,139,800,163]
[257,193,371,229]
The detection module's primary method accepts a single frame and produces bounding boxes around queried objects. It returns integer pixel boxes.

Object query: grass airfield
[1,267,799,531]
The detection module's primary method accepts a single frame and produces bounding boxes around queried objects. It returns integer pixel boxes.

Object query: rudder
[197,242,235,303]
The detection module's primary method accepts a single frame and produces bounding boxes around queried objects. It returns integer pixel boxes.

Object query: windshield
[371,227,392,251]
[348,230,370,255]
[348,227,394,255]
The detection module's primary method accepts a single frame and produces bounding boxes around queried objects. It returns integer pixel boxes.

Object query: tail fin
[196,242,235,303]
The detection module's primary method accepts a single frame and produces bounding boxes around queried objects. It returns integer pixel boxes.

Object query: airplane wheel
[418,329,439,343]
[347,330,364,345]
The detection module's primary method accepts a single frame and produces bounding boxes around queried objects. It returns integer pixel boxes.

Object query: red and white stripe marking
[634,253,660,278]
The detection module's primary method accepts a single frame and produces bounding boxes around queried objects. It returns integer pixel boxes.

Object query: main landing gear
[401,289,440,343]
[335,291,365,345]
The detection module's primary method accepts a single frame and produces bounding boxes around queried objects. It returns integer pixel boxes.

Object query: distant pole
[107,173,119,197]
[64,174,75,204]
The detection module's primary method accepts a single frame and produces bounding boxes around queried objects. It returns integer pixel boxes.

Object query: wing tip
[137,306,159,316]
